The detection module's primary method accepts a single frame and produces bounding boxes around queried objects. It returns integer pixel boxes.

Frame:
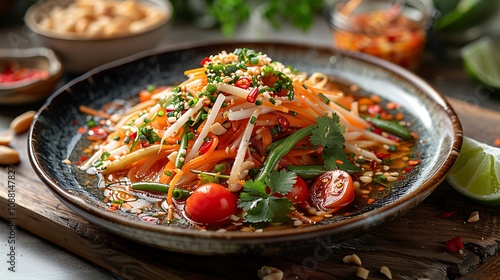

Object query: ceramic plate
[28,42,462,255]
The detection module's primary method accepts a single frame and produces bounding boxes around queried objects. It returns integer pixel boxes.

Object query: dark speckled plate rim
[28,40,463,252]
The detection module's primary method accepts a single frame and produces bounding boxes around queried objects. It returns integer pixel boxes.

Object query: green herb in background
[170,0,326,36]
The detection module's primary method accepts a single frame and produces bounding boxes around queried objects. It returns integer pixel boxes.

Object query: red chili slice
[200,57,211,66]
[235,77,252,89]
[247,87,259,103]
[446,237,464,253]
[375,152,391,160]
[278,116,290,128]
[199,138,213,155]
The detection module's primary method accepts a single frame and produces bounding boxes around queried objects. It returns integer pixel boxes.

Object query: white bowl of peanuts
[25,0,172,73]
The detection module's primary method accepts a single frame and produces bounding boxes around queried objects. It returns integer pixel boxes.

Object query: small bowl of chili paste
[0,47,63,105]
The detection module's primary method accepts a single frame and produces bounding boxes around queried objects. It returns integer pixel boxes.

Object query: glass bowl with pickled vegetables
[328,0,434,71]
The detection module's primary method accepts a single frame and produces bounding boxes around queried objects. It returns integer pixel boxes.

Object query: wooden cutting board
[1,97,499,280]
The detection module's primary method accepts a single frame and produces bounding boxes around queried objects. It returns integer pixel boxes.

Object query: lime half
[434,0,499,33]
[461,37,500,90]
[447,137,500,205]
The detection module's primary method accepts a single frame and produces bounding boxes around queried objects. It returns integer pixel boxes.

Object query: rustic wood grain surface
[1,97,499,280]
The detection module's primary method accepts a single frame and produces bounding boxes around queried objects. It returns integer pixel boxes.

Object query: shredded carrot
[283,155,303,166]
[159,160,176,184]
[79,105,110,119]
[307,84,344,98]
[261,100,289,113]
[495,138,500,146]
[217,120,246,149]
[184,67,206,76]
[167,170,183,205]
[279,104,314,121]
[371,95,382,103]
[181,149,236,174]
[260,126,273,154]
[357,97,374,106]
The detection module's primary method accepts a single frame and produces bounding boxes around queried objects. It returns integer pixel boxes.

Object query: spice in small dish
[0,61,49,85]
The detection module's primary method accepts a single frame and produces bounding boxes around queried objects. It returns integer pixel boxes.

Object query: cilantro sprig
[310,114,360,173]
[238,170,296,223]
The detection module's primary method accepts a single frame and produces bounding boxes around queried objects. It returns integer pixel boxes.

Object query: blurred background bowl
[0,47,63,105]
[24,0,173,73]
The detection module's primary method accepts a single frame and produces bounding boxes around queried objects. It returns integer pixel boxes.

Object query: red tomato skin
[272,176,310,208]
[185,183,237,225]
[309,170,354,212]
[286,176,309,207]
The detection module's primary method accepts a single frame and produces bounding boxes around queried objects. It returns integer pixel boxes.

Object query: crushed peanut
[379,265,392,279]
[342,254,362,266]
[356,267,370,279]
[467,211,479,223]
[257,266,284,280]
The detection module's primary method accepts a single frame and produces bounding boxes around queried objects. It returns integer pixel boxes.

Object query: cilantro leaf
[267,169,296,195]
[244,197,293,223]
[310,114,361,173]
[140,127,161,144]
[238,179,267,211]
[237,170,295,224]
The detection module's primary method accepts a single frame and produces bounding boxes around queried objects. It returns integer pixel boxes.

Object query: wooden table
[1,49,500,280]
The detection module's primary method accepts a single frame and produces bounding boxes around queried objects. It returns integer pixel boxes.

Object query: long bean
[363,116,412,140]
[254,125,315,182]
[130,182,190,200]
[175,128,189,169]
[286,165,325,179]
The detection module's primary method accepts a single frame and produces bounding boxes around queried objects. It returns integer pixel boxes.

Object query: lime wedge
[447,137,500,205]
[461,37,500,90]
[434,0,499,33]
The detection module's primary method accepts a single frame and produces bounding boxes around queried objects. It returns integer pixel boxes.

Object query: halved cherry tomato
[185,183,237,225]
[309,170,354,212]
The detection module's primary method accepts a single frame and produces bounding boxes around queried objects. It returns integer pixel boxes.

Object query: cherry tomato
[185,183,237,225]
[272,176,309,208]
[309,170,354,212]
[286,176,309,207]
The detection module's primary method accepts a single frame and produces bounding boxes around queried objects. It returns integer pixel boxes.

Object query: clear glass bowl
[328,0,434,71]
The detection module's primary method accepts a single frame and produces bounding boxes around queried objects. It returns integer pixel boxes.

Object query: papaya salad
[75,48,420,231]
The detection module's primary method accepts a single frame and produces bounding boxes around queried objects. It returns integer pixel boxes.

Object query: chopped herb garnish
[238,169,295,223]
[310,114,361,173]
[101,151,110,161]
